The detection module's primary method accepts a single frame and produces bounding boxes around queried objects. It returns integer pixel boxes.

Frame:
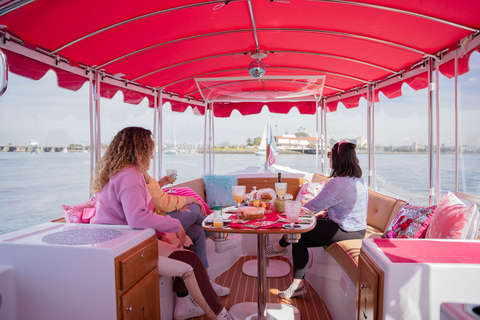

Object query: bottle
[278,172,282,183]
[213,205,223,227]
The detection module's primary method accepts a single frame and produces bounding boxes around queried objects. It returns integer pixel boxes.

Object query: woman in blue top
[267,140,368,299]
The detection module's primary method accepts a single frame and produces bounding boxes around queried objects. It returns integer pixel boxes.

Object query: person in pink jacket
[90,126,238,320]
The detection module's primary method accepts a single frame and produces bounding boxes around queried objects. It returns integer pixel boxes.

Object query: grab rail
[0,49,8,97]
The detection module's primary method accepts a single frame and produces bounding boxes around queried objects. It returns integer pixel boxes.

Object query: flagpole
[265,119,269,172]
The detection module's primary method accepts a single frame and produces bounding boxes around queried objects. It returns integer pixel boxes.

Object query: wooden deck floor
[193,255,333,320]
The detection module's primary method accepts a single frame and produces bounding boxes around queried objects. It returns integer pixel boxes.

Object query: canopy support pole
[212,102,215,174]
[94,70,102,164]
[158,92,163,179]
[435,59,441,204]
[371,84,378,191]
[427,57,435,206]
[367,83,372,189]
[88,69,95,197]
[454,48,459,195]
[323,99,328,175]
[152,89,158,179]
[203,103,208,175]
[315,97,319,173]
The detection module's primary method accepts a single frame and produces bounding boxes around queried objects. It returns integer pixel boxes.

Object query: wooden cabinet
[357,249,384,320]
[116,235,160,320]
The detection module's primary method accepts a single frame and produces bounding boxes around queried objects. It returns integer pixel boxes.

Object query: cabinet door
[122,267,160,320]
[357,255,379,320]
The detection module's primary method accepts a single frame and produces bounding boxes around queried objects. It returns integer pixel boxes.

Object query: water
[1,152,479,235]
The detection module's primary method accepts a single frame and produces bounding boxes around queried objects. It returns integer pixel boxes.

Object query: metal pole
[209,103,212,174]
[372,85,378,192]
[158,92,163,179]
[203,103,207,175]
[454,49,459,194]
[212,103,215,174]
[320,98,324,173]
[427,58,435,206]
[315,98,319,173]
[153,90,158,179]
[324,99,328,175]
[435,60,441,204]
[88,69,94,197]
[94,70,102,163]
[257,234,267,320]
[367,83,372,189]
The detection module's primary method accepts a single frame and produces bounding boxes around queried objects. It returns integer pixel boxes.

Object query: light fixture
[248,59,266,78]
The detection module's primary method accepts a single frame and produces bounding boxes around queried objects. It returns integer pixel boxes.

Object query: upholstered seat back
[367,190,399,232]
[174,178,207,201]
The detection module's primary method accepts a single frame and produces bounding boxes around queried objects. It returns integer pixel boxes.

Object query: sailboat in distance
[255,122,279,156]
[164,124,178,155]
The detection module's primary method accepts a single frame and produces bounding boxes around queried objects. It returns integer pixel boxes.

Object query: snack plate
[255,188,276,201]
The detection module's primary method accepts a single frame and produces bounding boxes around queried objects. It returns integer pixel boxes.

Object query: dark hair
[329,141,362,178]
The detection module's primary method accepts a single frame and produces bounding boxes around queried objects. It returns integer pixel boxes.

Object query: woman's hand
[157,175,171,188]
[176,225,187,248]
[160,234,172,244]
[184,196,207,216]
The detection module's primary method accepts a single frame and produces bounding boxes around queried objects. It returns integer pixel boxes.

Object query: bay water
[1,151,479,235]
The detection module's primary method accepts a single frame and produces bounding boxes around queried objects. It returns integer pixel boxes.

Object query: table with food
[202,186,316,320]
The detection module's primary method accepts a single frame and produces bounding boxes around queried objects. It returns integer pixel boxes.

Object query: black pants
[279,217,366,279]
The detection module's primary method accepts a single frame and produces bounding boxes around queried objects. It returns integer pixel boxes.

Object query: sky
[0,52,479,148]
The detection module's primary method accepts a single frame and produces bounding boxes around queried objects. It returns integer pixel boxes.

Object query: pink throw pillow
[425,191,478,239]
[382,199,436,239]
[163,187,211,214]
[62,197,97,223]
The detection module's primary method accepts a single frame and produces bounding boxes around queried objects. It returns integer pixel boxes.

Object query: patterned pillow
[382,199,436,239]
[425,191,479,239]
[202,174,238,208]
[296,181,324,205]
[166,187,211,214]
[62,197,97,223]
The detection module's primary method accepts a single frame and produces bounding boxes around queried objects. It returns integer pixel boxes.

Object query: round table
[203,212,316,320]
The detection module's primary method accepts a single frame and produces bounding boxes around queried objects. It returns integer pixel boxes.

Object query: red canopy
[0,0,479,116]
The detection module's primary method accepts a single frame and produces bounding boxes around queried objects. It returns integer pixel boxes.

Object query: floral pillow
[296,181,324,205]
[382,199,436,239]
[62,197,97,223]
[425,191,479,239]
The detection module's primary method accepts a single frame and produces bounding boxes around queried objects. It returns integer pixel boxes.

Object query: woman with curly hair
[90,127,238,320]
[266,140,368,299]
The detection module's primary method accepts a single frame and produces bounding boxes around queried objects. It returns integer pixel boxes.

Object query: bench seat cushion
[325,225,383,283]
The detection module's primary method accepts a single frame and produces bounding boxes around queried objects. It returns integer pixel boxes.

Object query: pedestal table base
[230,302,300,320]
[242,259,290,278]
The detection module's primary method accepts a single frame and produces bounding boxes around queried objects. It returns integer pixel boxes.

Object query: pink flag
[268,143,276,165]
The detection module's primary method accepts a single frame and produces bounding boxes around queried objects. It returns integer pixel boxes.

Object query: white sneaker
[265,245,287,257]
[210,277,230,296]
[213,307,240,320]
[278,283,308,299]
[215,234,242,254]
[173,294,205,320]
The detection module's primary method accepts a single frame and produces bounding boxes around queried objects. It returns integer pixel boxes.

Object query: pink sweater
[90,167,181,234]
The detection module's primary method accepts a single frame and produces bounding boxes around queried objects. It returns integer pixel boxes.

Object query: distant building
[275,135,325,153]
[352,137,367,148]
[413,142,426,151]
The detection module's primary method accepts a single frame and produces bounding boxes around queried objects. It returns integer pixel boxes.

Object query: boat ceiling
[0,0,479,116]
